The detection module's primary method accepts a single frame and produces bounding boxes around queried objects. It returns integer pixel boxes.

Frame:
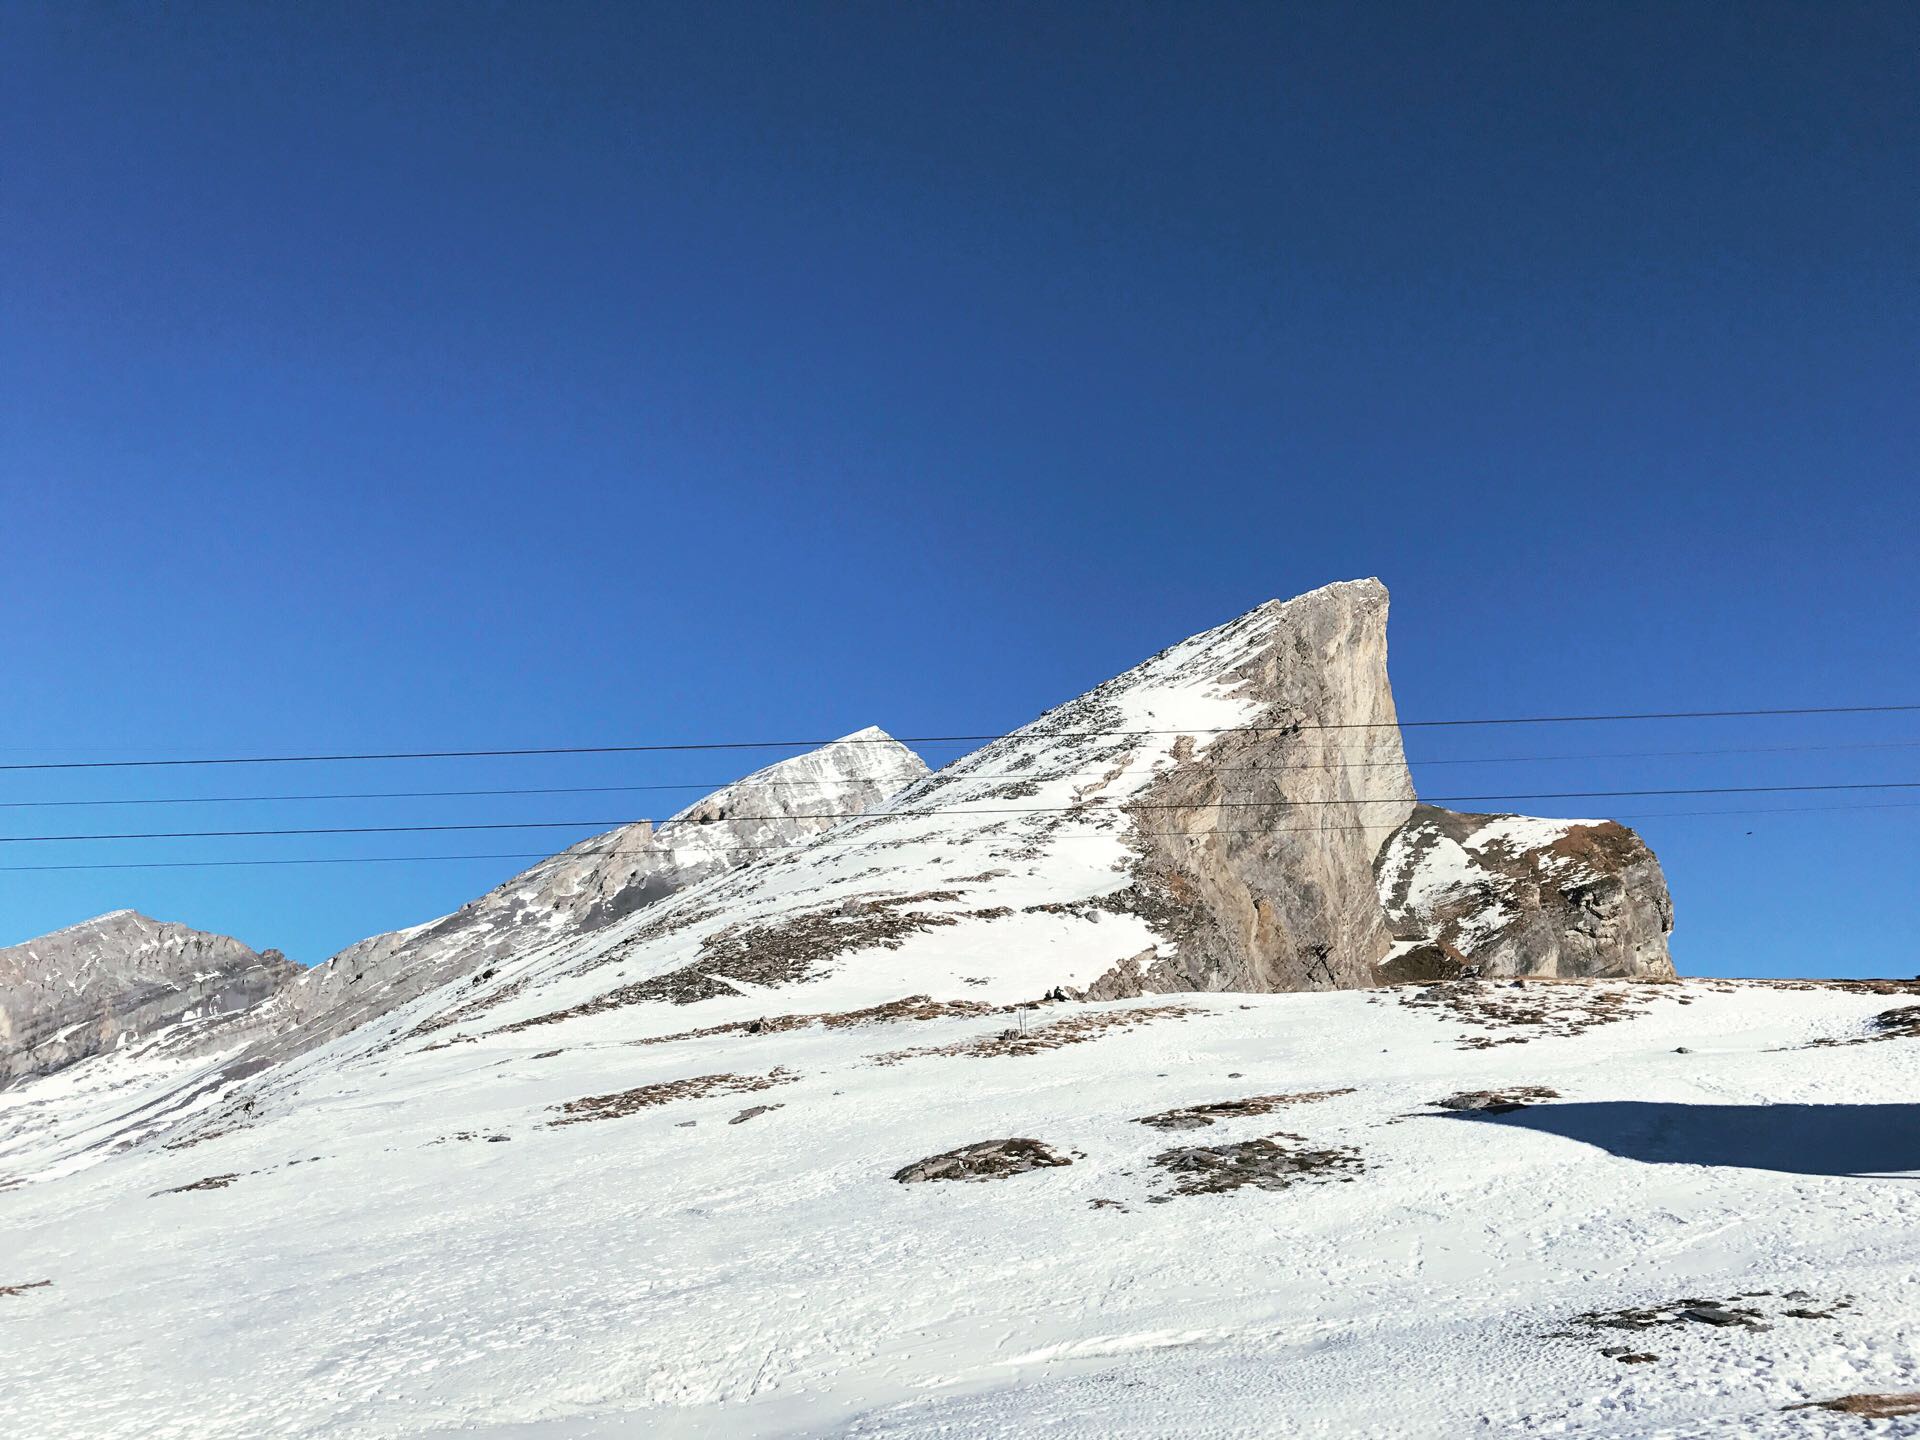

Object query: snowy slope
[3,581,1849,1440]
[274,578,1417,1072]
[2,977,1917,1438]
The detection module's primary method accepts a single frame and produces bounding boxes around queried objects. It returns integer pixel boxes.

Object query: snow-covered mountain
[249,726,929,1059]
[30,581,1900,1440]
[0,912,293,1089]
[0,730,927,1091]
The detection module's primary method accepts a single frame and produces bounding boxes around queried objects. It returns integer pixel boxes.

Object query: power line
[3,798,1915,874]
[4,737,1916,812]
[4,779,1918,844]
[1,702,1917,774]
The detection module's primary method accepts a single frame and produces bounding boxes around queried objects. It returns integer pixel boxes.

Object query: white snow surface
[3,980,1918,1437]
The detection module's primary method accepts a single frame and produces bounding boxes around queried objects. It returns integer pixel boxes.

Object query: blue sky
[2,2,1914,975]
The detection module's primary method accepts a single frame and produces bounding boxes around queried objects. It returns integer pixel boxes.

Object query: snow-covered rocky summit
[0,912,294,1088]
[249,727,930,1057]
[1375,804,1677,980]
[274,578,1669,1054]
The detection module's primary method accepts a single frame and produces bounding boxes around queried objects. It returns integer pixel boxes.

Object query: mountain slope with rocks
[249,727,929,1059]
[1,580,1821,1440]
[0,912,294,1089]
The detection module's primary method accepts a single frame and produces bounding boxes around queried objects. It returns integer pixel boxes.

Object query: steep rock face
[1112,580,1415,993]
[1374,805,1676,980]
[0,912,294,1087]
[327,580,1420,1055]
[255,728,930,1053]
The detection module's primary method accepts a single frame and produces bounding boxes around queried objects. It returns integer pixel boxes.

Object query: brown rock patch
[894,1138,1072,1183]
[550,1069,797,1126]
[1148,1134,1363,1199]
[1136,1089,1355,1130]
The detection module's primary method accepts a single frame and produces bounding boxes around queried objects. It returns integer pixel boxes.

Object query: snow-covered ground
[3,976,1917,1438]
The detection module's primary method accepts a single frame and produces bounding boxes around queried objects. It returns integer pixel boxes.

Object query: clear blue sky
[2,2,1914,975]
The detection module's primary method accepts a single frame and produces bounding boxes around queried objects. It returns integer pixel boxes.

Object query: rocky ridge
[0,912,294,1088]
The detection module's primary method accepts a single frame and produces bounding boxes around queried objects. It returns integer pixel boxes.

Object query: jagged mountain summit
[0,911,293,1088]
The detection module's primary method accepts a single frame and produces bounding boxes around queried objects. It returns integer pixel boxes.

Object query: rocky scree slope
[0,912,294,1088]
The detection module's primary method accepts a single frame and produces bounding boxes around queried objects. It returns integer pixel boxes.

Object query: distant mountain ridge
[0,910,293,1088]
[249,727,930,1058]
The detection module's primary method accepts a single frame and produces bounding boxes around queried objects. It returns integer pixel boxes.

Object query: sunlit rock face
[1374,804,1676,980]
[0,911,295,1088]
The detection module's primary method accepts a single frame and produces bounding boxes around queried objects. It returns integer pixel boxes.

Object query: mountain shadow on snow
[1438,1101,1920,1178]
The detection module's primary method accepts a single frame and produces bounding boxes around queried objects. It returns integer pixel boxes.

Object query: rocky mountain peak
[0,913,294,1088]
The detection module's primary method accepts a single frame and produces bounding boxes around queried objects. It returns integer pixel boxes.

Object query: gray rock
[1374,804,1675,980]
[1106,580,1416,993]
[0,912,295,1088]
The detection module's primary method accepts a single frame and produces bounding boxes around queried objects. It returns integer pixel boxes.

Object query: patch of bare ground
[894,1138,1073,1183]
[729,1104,782,1125]
[1136,1090,1355,1131]
[501,894,969,1033]
[1555,1293,1852,1360]
[1148,1134,1363,1200]
[1393,977,1673,1049]
[1021,879,1195,936]
[152,1173,241,1196]
[1805,1005,1920,1048]
[571,904,724,977]
[1433,1086,1560,1113]
[409,973,534,1039]
[1748,978,1920,996]
[632,994,1005,1047]
[549,1068,797,1126]
[0,1279,52,1297]
[871,1004,1193,1066]
[1786,1393,1920,1418]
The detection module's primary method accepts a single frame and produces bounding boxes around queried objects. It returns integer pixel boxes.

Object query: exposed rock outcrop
[1374,805,1676,980]
[893,1138,1073,1183]
[1106,580,1415,992]
[0,911,295,1088]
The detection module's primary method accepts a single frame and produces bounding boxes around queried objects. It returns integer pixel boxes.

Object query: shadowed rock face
[0,912,295,1088]
[1374,805,1675,979]
[1103,580,1416,994]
